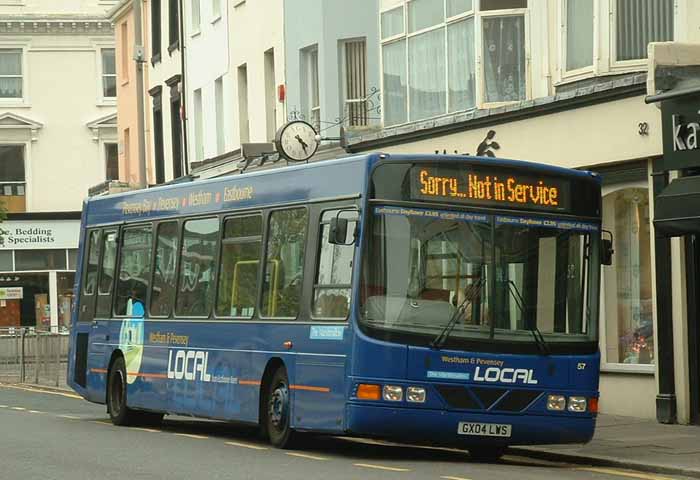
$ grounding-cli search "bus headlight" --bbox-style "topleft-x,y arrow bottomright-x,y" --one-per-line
382,385 -> 403,402
567,396 -> 587,412
547,394 -> 566,411
406,386 -> 426,403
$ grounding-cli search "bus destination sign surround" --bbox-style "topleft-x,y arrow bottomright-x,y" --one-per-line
410,166 -> 570,212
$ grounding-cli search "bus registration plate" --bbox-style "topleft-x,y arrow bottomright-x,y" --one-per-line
458,422 -> 512,437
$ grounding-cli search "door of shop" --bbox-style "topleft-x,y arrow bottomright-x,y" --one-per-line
686,235 -> 700,425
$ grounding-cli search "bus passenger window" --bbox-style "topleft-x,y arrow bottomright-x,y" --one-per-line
83,230 -> 101,296
96,231 -> 117,317
114,226 -> 153,317
150,222 -> 179,317
313,210 -> 357,319
261,208 -> 308,318
175,217 -> 220,317
216,215 -> 262,318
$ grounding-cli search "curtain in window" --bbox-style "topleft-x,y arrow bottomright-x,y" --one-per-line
448,18 -> 475,112
408,0 -> 443,33
483,16 -> 525,103
0,50 -> 21,98
616,0 -> 673,61
409,28 -> 446,121
381,6 -> 404,39
566,0 -> 594,71
382,40 -> 408,126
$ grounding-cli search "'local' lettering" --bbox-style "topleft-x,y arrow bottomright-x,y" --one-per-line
167,350 -> 212,382
473,366 -> 539,385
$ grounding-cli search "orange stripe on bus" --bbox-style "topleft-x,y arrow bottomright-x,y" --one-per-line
91,368 -> 108,374
290,385 -> 330,393
238,380 -> 261,386
131,372 -> 168,379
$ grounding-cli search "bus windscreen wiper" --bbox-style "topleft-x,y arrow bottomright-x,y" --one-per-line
507,280 -> 550,356
430,280 -> 482,350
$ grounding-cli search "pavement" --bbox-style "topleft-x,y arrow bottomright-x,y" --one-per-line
10,382 -> 700,479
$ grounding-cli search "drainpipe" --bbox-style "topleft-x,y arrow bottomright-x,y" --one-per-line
179,0 -> 189,176
134,0 -> 148,188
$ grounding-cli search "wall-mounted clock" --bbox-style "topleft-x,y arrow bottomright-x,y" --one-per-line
274,120 -> 319,162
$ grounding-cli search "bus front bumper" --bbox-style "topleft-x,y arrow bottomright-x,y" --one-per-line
346,403 -> 595,447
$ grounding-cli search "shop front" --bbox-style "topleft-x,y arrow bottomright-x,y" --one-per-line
0,215 -> 80,332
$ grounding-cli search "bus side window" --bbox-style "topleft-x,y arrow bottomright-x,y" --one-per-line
312,210 -> 357,319
215,214 -> 262,318
114,226 -> 153,317
83,230 -> 101,297
175,217 -> 220,317
150,221 -> 179,317
95,230 -> 118,317
261,208 -> 308,318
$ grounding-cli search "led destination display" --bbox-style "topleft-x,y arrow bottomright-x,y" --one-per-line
410,166 -> 570,212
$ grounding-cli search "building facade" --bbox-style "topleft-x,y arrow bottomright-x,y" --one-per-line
344,0 -> 700,425
0,0 -> 117,330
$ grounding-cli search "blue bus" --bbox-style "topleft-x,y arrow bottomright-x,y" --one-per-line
68,154 -> 607,460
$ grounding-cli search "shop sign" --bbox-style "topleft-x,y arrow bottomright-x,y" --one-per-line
0,287 -> 23,300
0,221 -> 80,250
660,94 -> 700,171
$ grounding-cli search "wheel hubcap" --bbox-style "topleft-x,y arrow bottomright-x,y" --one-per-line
268,383 -> 289,430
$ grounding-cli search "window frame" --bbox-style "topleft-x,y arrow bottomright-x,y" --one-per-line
559,0 -> 597,81
151,0 -> 162,64
81,229 -> 102,297
599,180 -> 655,374
310,207 -> 358,322
100,47 -> 117,103
95,228 -> 119,318
0,47 -> 26,105
379,0 -> 529,127
168,0 -> 180,52
213,212 -> 264,320
258,206 -> 310,321
191,0 -> 201,36
104,142 -> 119,181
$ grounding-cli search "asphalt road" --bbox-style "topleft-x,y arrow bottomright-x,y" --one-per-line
0,384 -> 689,480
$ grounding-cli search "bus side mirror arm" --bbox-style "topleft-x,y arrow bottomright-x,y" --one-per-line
329,209 -> 359,246
601,230 -> 614,266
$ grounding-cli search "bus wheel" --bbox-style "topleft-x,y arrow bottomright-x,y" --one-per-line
468,446 -> 506,463
107,356 -> 138,426
265,368 -> 295,448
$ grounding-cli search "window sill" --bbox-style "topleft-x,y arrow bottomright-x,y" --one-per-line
168,41 -> 180,55
0,99 -> 29,108
233,0 -> 246,7
211,14 -> 222,25
151,52 -> 162,66
190,29 -> 201,39
600,363 -> 655,375
121,79 -> 130,87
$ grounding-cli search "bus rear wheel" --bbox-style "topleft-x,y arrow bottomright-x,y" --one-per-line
265,367 -> 296,448
107,356 -> 139,426
468,446 -> 506,463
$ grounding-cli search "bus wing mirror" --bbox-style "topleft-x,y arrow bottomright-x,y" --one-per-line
601,230 -> 614,266
329,217 -> 350,245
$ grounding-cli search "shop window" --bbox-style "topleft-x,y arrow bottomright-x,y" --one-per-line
150,221 -> 179,317
0,49 -> 22,99
68,249 -> 78,270
312,210 -> 357,319
114,226 -> 152,317
261,208 -> 308,318
15,249 -> 67,271
102,48 -> 116,99
603,188 -> 654,365
615,0 -> 673,62
0,251 -> 11,271
175,218 -> 219,317
215,215 -> 262,318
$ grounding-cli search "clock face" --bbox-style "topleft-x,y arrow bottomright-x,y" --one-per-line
275,121 -> 319,162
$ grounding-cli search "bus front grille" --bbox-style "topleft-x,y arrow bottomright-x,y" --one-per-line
436,385 -> 544,412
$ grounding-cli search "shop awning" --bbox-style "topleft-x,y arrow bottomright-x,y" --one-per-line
654,175 -> 700,236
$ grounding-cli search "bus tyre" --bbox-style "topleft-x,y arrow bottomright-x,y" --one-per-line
107,356 -> 138,426
265,368 -> 295,448
468,446 -> 506,463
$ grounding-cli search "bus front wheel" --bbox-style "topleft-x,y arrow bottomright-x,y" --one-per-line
107,356 -> 139,426
265,367 -> 295,448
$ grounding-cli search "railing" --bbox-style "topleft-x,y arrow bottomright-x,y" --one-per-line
0,328 -> 69,388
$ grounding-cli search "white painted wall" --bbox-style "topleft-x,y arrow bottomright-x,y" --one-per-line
0,2 -> 116,212
183,0 -> 230,164
228,0 -> 285,147
284,0 -> 380,140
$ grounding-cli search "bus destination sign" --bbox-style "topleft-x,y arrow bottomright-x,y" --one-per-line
410,166 -> 570,212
